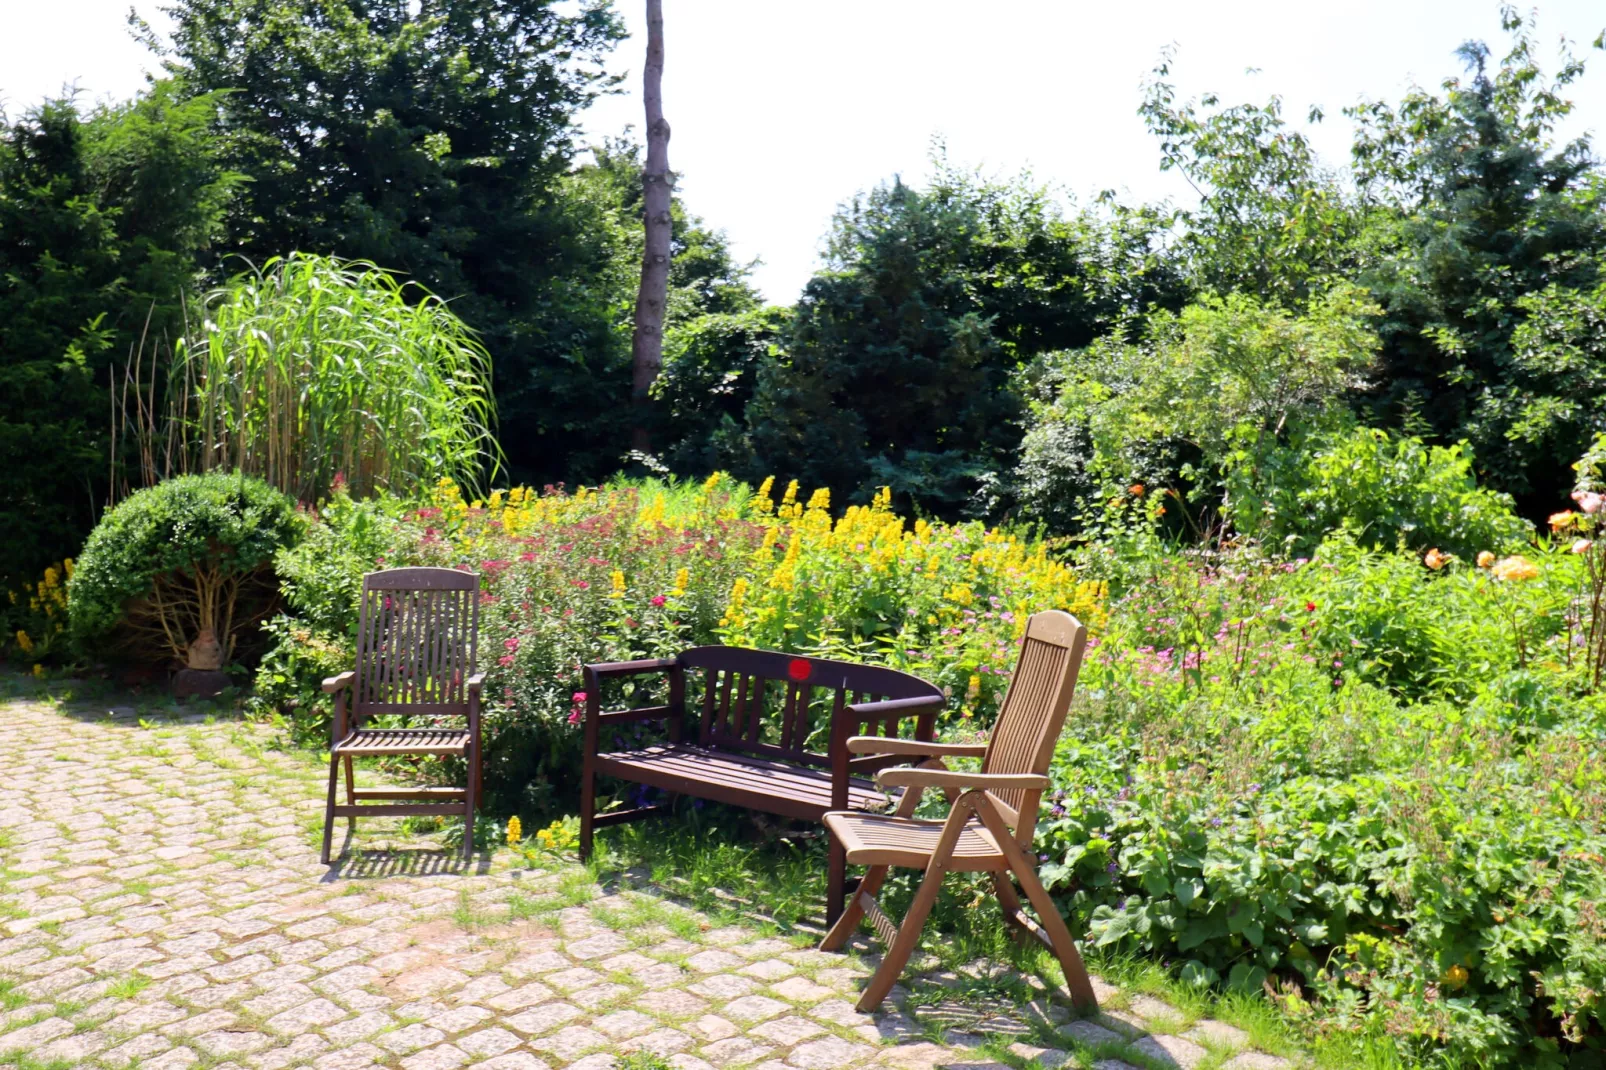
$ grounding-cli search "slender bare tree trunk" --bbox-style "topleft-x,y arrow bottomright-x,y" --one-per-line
631,0 -> 671,453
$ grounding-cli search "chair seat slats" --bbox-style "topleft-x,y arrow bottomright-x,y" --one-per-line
824,811 -> 1005,870
335,729 -> 470,756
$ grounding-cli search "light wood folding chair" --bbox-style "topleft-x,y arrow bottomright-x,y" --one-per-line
320,567 -> 485,863
819,609 -> 1099,1013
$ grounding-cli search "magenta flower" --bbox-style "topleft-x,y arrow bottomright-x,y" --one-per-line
651,595 -> 667,607
504,638 -> 519,652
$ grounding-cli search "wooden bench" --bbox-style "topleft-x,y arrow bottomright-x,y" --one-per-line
578,646 -> 947,924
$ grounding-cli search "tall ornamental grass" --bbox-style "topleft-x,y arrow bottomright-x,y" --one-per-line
175,253 -> 498,502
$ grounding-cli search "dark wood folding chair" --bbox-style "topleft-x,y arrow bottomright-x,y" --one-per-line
819,609 -> 1099,1013
320,567 -> 484,863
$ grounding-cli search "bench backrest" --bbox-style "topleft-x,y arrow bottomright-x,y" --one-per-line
353,567 -> 480,720
679,646 -> 943,767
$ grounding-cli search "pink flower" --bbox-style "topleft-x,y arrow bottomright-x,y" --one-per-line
504,638 -> 519,652
567,709 -> 582,726
651,595 -> 667,607
498,654 -> 515,667
1572,490 -> 1605,515
572,691 -> 588,704
573,580 -> 590,589
1573,539 -> 1594,554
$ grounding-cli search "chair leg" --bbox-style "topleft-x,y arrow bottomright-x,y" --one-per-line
972,797 -> 1100,1013
821,864 -> 888,951
992,872 -> 1031,944
343,755 -> 356,827
461,742 -> 475,861
827,837 -> 847,927
320,752 -> 341,865
855,858 -> 946,1013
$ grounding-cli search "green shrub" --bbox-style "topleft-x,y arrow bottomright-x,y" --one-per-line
68,472 -> 302,665
1227,424 -> 1533,560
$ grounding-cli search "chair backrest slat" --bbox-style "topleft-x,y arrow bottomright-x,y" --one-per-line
353,567 -> 480,719
981,610 -> 1088,845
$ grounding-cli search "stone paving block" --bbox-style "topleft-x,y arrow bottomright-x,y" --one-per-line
573,982 -> 634,1009
690,1013 -> 740,1041
688,949 -> 747,973
723,994 -> 791,1023
487,981 -> 557,1011
505,1001 -> 584,1035
266,997 -> 349,1034
623,1027 -> 696,1055
529,1024 -> 610,1059
787,1035 -> 875,1069
400,1044 -> 469,1070
457,1026 -> 523,1057
376,1023 -> 449,1054
593,1008 -> 660,1038
1061,1018 -> 1125,1047
1186,1019 -> 1250,1049
312,1041 -> 386,1070
479,1055 -> 552,1070
1221,1055 -> 1291,1070
194,1028 -> 275,1057
322,1008 -> 394,1044
700,1036 -> 775,1067
748,1015 -> 825,1045
1130,1033 -> 1208,1068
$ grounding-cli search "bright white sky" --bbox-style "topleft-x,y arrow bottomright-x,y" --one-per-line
3,1 -> 1603,303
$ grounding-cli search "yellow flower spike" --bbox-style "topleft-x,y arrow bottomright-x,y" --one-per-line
672,568 -> 689,595
15,630 -> 32,654
703,471 -> 725,492
780,480 -> 799,509
506,815 -> 523,847
610,570 -> 626,598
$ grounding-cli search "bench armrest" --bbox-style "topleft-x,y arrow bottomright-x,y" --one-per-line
876,769 -> 1050,792
584,657 -> 679,682
321,671 -> 355,693
845,736 -> 988,757
845,694 -> 945,722
466,673 -> 486,695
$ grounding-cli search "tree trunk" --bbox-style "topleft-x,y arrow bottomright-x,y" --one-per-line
631,0 -> 671,454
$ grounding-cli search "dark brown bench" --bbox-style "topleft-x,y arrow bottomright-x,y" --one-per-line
578,646 -> 947,923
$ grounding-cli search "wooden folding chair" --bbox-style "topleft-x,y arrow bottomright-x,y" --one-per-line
320,567 -> 485,863
819,610 -> 1099,1013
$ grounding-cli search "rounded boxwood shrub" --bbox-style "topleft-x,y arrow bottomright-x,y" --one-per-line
68,473 -> 303,666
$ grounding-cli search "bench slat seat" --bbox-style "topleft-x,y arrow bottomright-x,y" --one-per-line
593,744 -> 886,820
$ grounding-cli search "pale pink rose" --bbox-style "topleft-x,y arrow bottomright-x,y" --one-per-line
1571,490 -> 1604,514
1573,539 -> 1594,554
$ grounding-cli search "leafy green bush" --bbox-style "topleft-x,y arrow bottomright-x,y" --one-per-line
69,472 -> 302,665
1227,424 -> 1533,560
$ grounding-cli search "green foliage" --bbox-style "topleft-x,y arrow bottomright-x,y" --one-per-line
1045,539 -> 1606,1067
173,253 -> 500,502
1140,54 -> 1368,306
1225,424 -> 1533,559
68,473 -> 302,663
749,160 -> 1181,517
1021,287 -> 1379,524
0,83 -> 240,587
1348,10 -> 1606,508
157,0 -> 629,488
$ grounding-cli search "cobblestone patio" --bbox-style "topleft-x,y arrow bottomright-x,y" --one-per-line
0,690 -> 1297,1070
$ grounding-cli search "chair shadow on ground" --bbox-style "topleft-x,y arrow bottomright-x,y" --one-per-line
320,835 -> 494,880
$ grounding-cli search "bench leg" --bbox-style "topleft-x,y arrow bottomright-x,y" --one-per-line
320,752 -> 341,865
579,756 -> 596,864
827,835 -> 846,927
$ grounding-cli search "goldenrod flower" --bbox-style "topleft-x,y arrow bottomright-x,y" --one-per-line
15,630 -> 32,654
31,664 -> 43,678
672,567 -> 689,595
610,570 -> 626,598
506,815 -> 523,847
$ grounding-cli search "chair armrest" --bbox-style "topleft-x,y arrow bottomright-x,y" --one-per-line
584,657 -> 679,681
845,694 -> 946,722
466,673 -> 486,694
876,769 -> 1050,792
845,736 -> 988,757
321,671 -> 355,693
